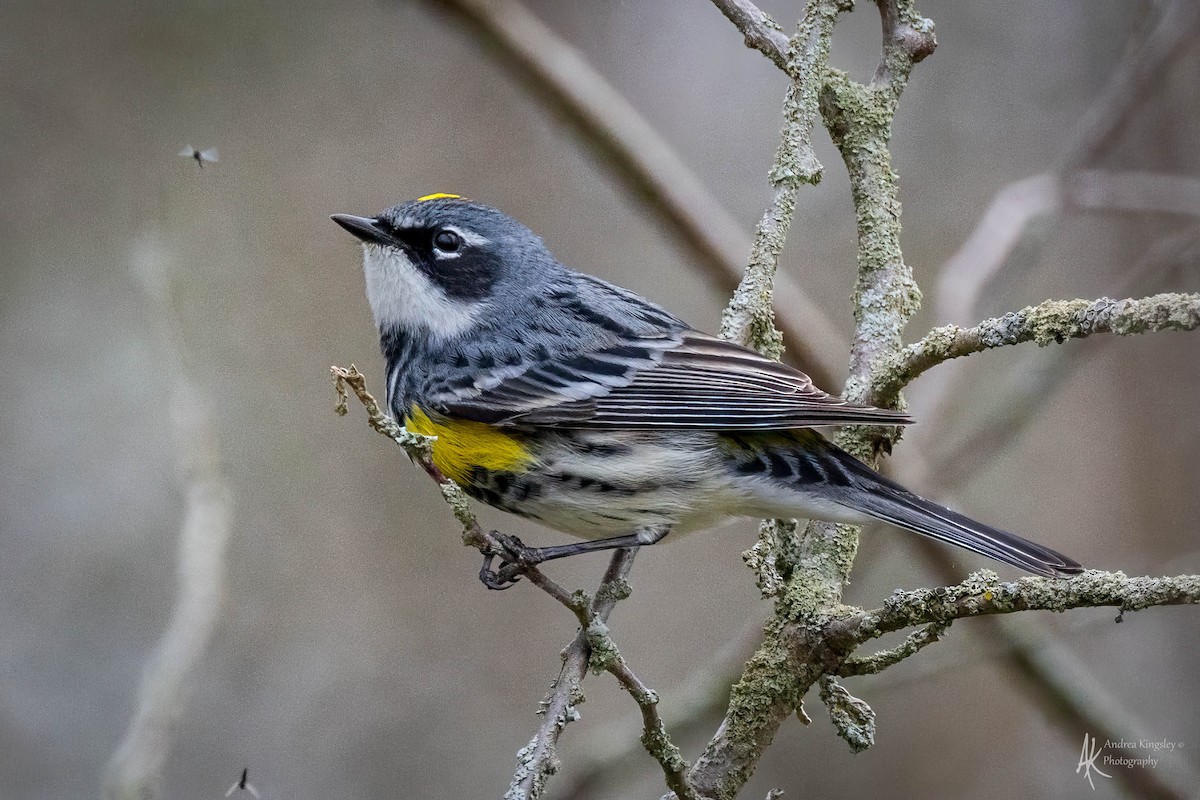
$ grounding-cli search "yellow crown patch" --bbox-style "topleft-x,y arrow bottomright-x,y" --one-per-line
417,192 -> 463,202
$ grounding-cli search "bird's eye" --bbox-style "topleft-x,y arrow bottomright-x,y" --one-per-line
432,230 -> 462,253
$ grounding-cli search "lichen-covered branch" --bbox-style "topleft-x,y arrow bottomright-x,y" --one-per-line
332,365 -> 491,549
873,292 -> 1200,405
575,605 -> 693,799
936,170 -> 1200,325
818,7 -> 934,413
836,621 -> 949,677
709,0 -> 790,73
340,1 -> 1200,796
687,4 -> 939,797
522,557 -> 694,799
774,0 -> 934,601
718,0 -> 847,357
718,0 -> 850,607
505,550 -> 641,800
790,0 -> 934,594
818,676 -> 875,753
826,570 -> 1200,652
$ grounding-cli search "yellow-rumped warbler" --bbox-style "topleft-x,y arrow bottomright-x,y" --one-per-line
332,194 -> 1083,588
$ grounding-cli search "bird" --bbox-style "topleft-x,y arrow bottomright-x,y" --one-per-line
179,145 -> 219,168
331,194 -> 1083,588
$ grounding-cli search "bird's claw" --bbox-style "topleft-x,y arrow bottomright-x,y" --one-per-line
478,532 -> 541,590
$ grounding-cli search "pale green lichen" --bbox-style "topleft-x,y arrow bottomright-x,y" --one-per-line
594,577 -> 632,605
717,186 -> 794,358
719,0 -> 849,357
504,734 -> 557,800
742,519 -> 803,598
715,637 -> 810,798
819,675 -> 876,753
585,619 -> 619,675
704,5 -> 938,793
871,292 -> 1200,406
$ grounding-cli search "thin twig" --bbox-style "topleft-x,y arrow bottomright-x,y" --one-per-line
332,365 -> 492,551
509,550 -> 695,796
836,621 -> 949,677
818,675 -> 875,753
687,3 -> 934,796
517,556 -> 695,796
585,625 -> 694,798
1058,0 -> 1200,171
717,0 -> 850,597
896,238 -> 1200,799
505,549 -> 640,800
826,570 -> 1200,651
718,0 -> 845,355
918,221 -> 1200,486
709,0 -> 791,72
934,0 -> 1200,326
555,611 -> 767,799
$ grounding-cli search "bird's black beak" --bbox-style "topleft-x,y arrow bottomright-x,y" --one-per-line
331,214 -> 397,247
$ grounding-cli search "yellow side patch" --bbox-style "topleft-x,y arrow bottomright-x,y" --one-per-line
416,192 -> 463,202
405,406 -> 532,484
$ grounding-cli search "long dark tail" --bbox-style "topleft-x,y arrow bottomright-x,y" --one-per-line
851,481 -> 1083,577
821,440 -> 1084,578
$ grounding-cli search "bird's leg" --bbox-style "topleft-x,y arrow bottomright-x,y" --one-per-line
478,526 -> 670,590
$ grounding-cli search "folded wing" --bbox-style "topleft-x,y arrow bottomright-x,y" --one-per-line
439,330 -> 911,430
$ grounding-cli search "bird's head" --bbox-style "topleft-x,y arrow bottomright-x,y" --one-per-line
332,194 -> 553,341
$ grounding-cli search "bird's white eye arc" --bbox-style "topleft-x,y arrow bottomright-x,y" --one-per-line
432,229 -> 462,254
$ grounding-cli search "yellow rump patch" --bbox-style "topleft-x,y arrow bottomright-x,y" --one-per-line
416,192 -> 463,202
405,406 -> 532,484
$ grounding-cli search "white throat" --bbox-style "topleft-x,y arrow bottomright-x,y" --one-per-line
361,244 -> 482,340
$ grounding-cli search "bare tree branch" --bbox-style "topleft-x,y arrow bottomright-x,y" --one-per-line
522,555 -> 695,798
709,0 -> 791,72
104,232 -> 233,800
923,223 -> 1200,483
332,365 -> 493,553
818,676 -> 875,753
933,0 -> 1200,326
556,612 -> 767,799
717,0 -> 854,597
686,3 -> 936,796
826,570 -> 1200,650
505,550 -> 643,800
992,614 -> 1199,800
1058,0 -> 1200,171
720,0 -> 844,350
875,291 -> 1200,404
836,621 -> 949,677
336,3 -> 1200,797
718,0 -> 844,355
898,233 -> 1200,799
591,632 -> 693,799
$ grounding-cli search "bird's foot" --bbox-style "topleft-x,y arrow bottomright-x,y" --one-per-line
478,531 -> 542,590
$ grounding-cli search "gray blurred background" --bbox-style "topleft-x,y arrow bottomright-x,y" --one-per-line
2,1 -> 1198,798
